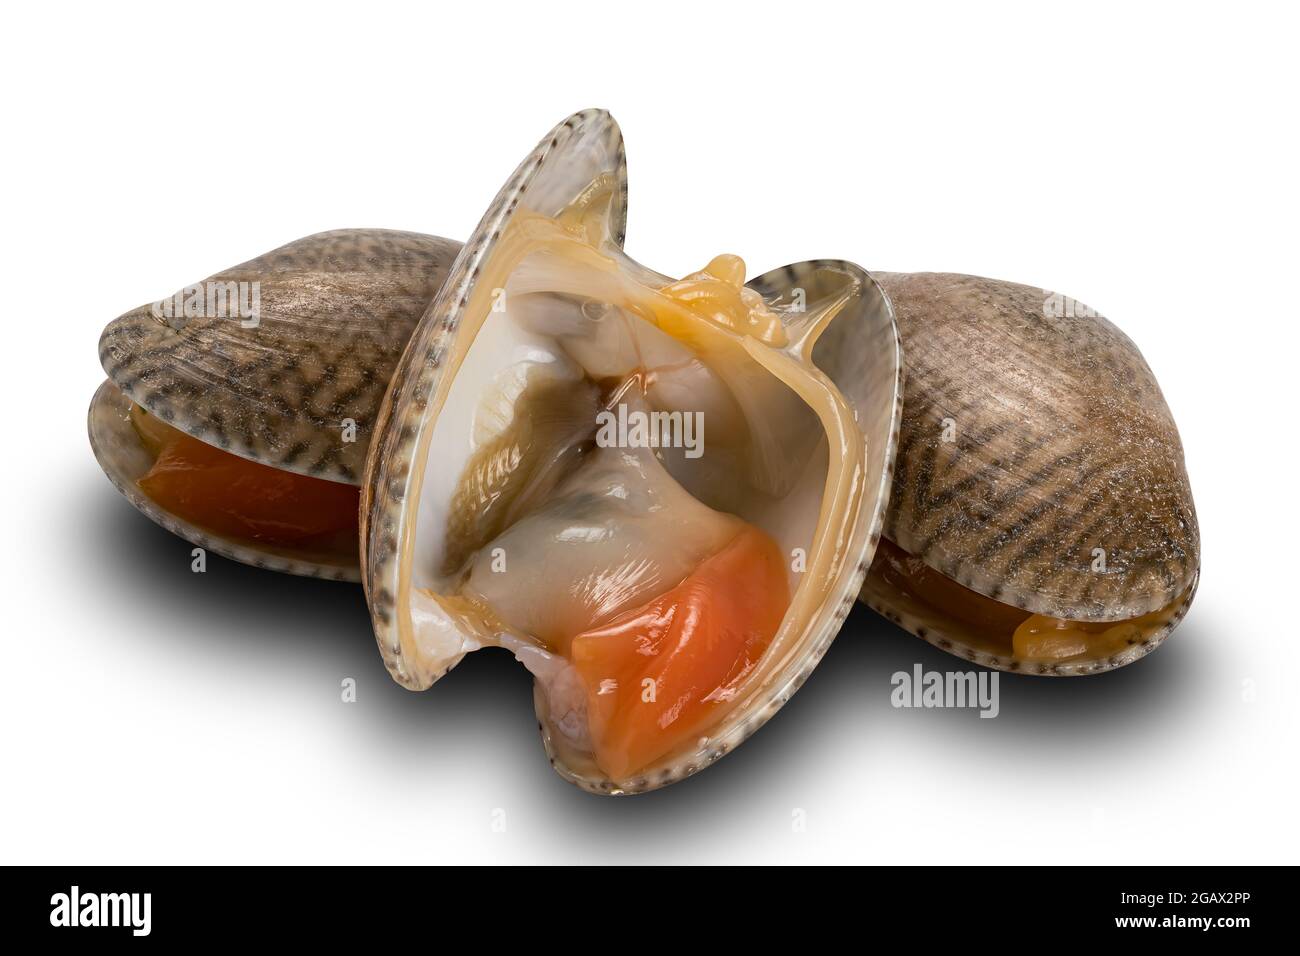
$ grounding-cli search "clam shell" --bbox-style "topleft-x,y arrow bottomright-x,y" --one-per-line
362,109 -> 629,690
91,229 -> 459,578
361,110 -> 902,793
98,228 -> 459,483
860,271 -> 1200,673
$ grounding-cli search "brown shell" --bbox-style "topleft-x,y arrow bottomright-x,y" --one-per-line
863,271 -> 1199,635
98,229 -> 460,484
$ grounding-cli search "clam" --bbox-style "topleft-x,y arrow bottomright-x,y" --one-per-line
89,229 -> 458,580
858,271 -> 1199,674
360,109 -> 902,792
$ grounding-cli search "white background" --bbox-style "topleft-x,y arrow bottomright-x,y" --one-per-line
2,1 -> 1296,864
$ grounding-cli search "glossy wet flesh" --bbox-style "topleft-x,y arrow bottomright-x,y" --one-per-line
130,404 -> 360,556
870,537 -> 1183,663
429,247 -> 813,780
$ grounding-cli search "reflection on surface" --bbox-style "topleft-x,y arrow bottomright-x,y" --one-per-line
77,470 -> 1214,831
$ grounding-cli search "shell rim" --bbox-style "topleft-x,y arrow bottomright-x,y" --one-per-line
861,563 -> 1199,676
88,379 -> 362,582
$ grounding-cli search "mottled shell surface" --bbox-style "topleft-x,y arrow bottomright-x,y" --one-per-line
99,229 -> 460,483
863,272 -> 1199,658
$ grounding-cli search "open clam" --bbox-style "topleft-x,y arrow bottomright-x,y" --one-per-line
360,110 -> 902,792
858,272 -> 1199,674
90,229 -> 458,579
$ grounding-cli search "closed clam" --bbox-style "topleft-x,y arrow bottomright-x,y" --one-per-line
857,272 -> 1199,674
360,110 -> 902,792
89,229 -> 458,579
